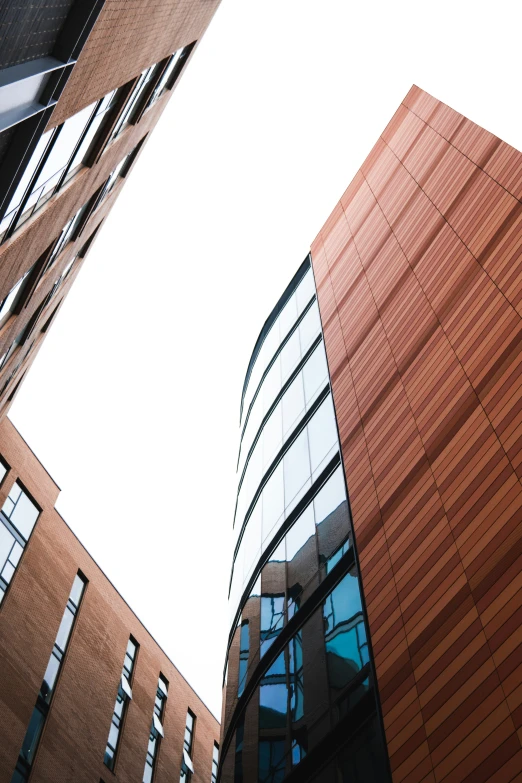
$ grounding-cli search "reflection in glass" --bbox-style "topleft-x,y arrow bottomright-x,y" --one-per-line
259,653 -> 287,729
261,596 -> 285,656
259,740 -> 286,783
323,570 -> 368,695
238,622 -> 249,697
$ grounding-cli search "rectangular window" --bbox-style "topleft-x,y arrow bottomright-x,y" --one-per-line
0,88 -> 119,241
0,266 -> 33,326
142,674 -> 169,783
39,201 -> 89,279
104,637 -> 138,771
1,480 -> 39,539
11,573 -> 86,782
238,621 -> 249,697
211,743 -> 219,783
180,710 -> 196,782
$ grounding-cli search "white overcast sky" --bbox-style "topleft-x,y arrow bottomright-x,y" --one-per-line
10,0 -> 522,719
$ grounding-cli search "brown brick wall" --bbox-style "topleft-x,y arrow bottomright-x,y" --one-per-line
0,418 -> 219,783
311,85 -> 522,783
48,0 -> 222,129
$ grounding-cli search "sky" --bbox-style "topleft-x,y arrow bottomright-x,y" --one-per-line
9,0 -> 522,719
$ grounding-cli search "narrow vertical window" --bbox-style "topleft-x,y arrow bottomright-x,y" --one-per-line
211,742 -> 219,783
11,573 -> 87,782
0,481 -> 40,604
237,621 -> 249,697
143,674 -> 169,783
104,637 -> 138,771
180,710 -> 196,782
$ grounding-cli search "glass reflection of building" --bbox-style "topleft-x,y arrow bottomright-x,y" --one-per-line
220,260 -> 391,782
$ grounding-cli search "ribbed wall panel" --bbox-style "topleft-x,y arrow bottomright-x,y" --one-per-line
311,85 -> 522,783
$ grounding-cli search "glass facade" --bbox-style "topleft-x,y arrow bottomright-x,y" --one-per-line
220,260 -> 390,783
11,573 -> 87,782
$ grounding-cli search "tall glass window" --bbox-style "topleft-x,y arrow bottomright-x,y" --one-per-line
0,481 -> 40,604
211,743 -> 219,783
104,637 -> 139,771
233,393 -> 338,598
180,710 -> 196,782
240,301 -> 322,457
241,269 -> 316,424
0,267 -> 33,326
0,89 -> 118,240
143,675 -> 169,783
11,573 -> 87,782
237,621 -> 249,698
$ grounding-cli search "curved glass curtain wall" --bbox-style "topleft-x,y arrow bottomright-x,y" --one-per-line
221,261 -> 391,783
240,269 -> 315,428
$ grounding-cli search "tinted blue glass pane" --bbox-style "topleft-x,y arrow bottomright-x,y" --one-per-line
323,570 -> 367,691
280,328 -> 301,381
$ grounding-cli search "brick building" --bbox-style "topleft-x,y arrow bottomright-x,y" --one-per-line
0,0 -> 221,420
0,416 -> 220,783
221,88 -> 522,783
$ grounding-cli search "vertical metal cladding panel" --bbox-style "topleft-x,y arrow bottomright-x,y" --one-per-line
311,85 -> 522,783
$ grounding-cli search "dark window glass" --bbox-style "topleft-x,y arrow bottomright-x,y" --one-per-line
1,481 -> 39,540
258,740 -> 286,783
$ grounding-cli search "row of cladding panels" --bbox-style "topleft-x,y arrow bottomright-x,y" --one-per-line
0,418 -> 219,782
311,85 -> 522,783
48,0 -> 222,129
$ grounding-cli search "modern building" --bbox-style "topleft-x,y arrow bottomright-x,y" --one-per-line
0,416 -> 220,782
0,0 -> 221,420
220,86 -> 522,783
